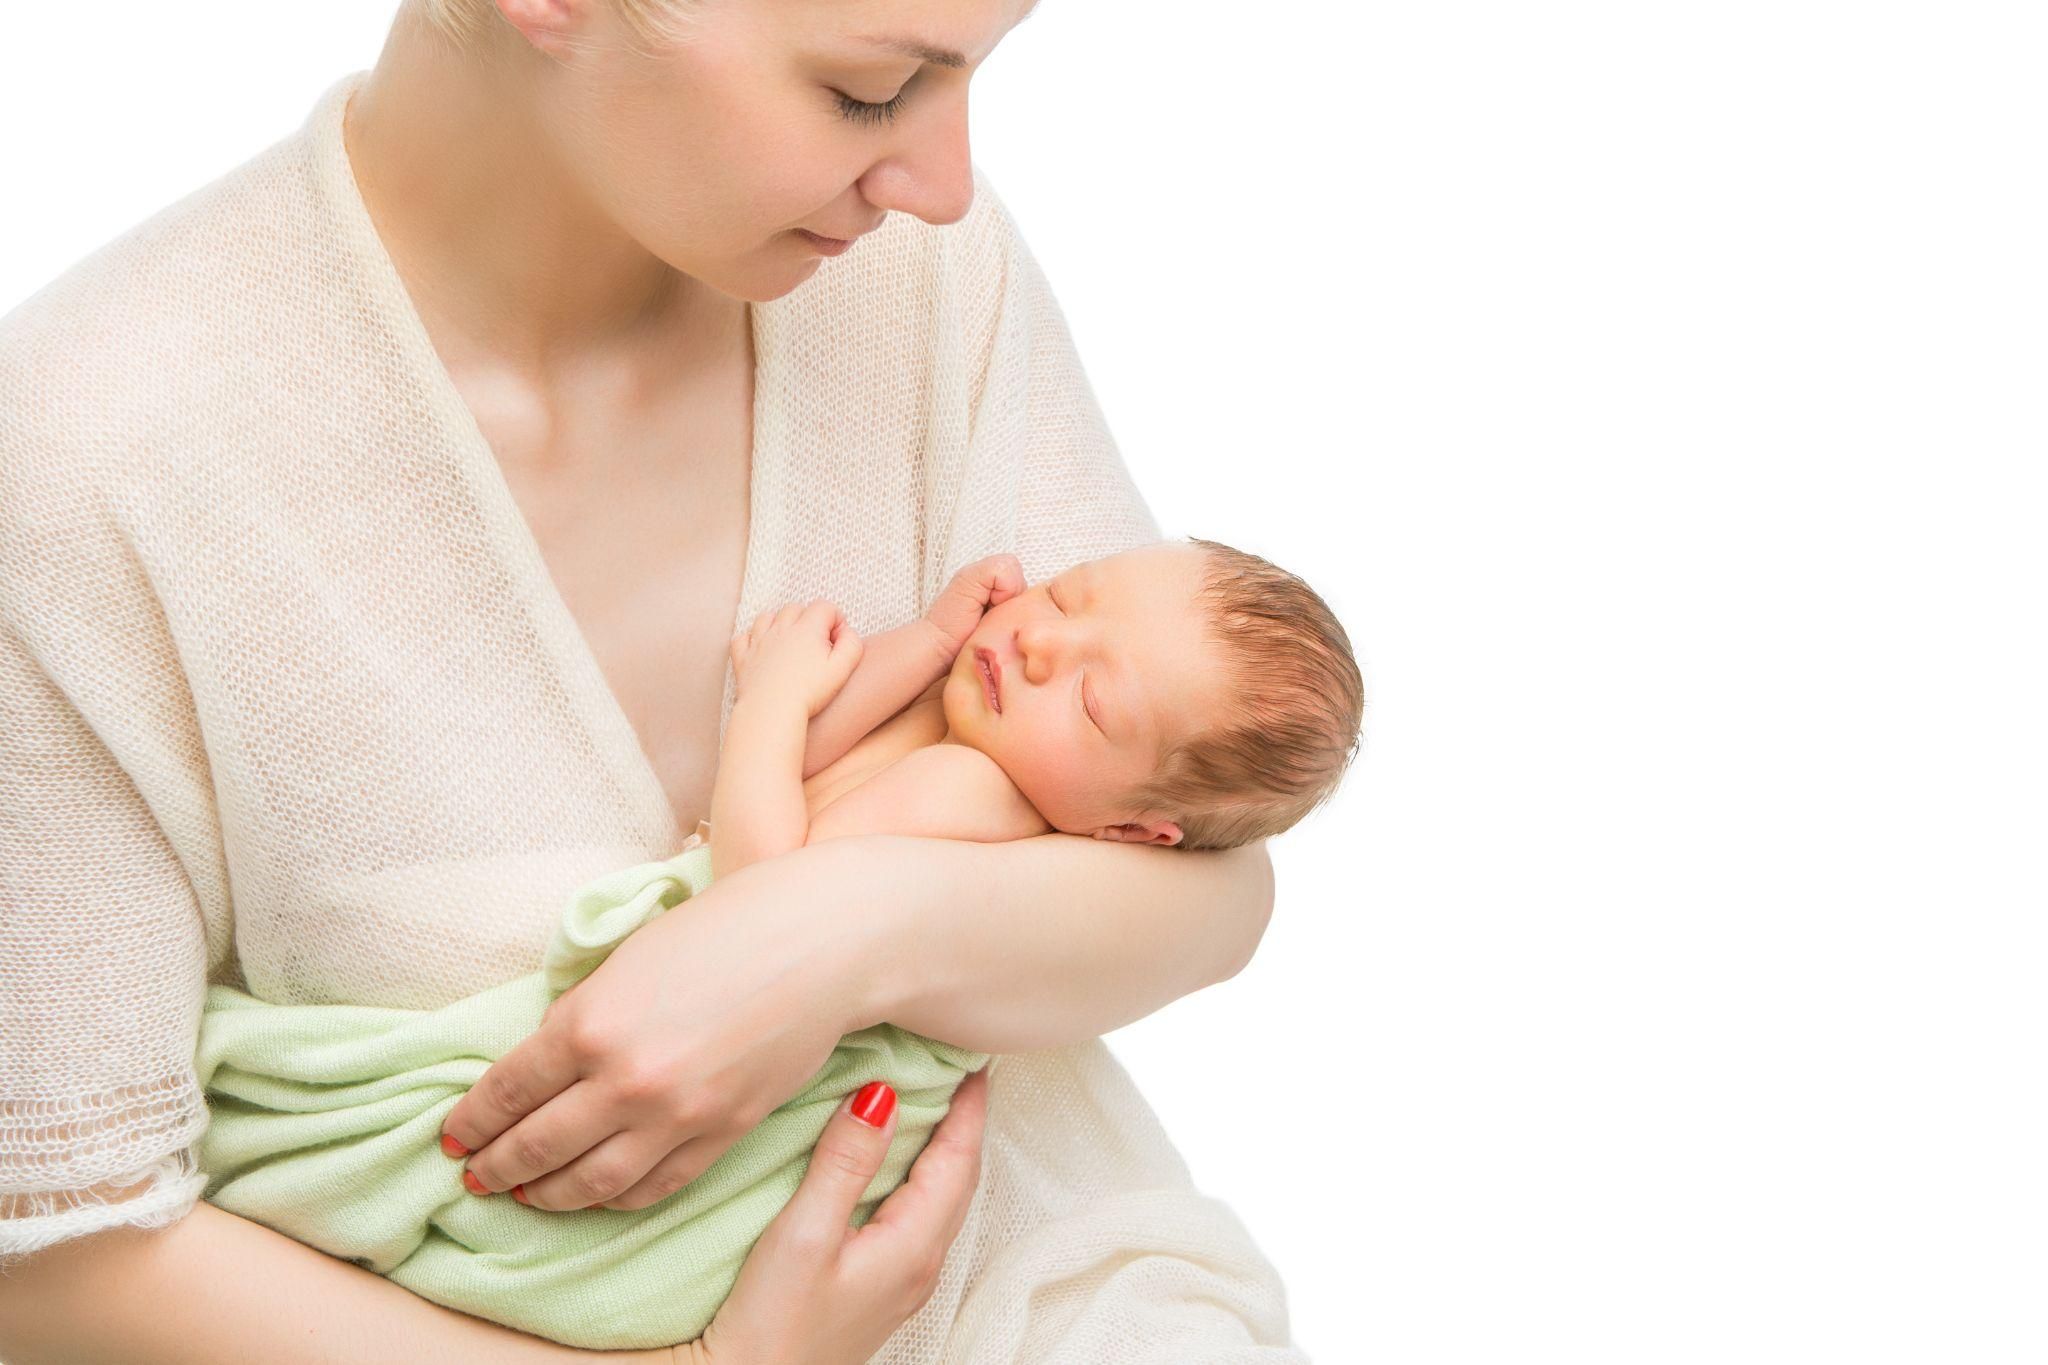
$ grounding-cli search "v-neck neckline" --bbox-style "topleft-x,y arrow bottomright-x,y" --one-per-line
312,69 -> 776,850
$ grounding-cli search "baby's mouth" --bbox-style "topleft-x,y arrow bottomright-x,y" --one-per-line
974,647 -> 1002,713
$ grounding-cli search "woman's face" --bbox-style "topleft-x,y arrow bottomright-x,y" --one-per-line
523,0 -> 1041,301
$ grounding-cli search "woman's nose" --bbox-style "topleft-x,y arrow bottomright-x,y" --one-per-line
858,89 -> 976,227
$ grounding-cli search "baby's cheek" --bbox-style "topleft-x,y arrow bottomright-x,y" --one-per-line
1009,746 -> 1097,829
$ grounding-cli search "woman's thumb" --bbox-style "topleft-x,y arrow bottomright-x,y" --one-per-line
789,1081 -> 899,1233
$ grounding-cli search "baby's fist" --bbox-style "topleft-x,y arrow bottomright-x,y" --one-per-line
927,554 -> 1025,656
729,600 -> 864,716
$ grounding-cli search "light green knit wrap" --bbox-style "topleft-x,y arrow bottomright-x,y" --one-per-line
194,843 -> 985,1351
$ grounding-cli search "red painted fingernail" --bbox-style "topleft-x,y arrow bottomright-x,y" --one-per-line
440,1133 -> 470,1159
851,1080 -> 897,1128
512,1184 -> 529,1205
463,1169 -> 490,1197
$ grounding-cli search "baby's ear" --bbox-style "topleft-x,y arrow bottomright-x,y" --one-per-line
1093,820 -> 1183,847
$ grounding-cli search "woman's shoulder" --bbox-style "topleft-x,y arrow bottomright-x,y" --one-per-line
0,122 -> 327,485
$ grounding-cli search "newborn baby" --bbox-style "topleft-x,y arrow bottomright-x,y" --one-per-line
712,536 -> 1364,877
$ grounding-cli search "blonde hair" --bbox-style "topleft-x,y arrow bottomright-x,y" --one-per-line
408,0 -> 702,53
1125,539 -> 1366,850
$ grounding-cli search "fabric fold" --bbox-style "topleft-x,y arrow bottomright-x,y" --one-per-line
195,838 -> 985,1350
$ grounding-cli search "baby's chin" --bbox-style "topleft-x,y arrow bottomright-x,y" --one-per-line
938,670 -> 1005,753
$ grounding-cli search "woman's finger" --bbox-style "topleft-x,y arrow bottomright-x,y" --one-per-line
592,1126 -> 737,1212
439,1025 -> 597,1188
776,1081 -> 900,1247
456,1079 -> 618,1198
855,1067 -> 988,1252
514,1124 -> 691,1212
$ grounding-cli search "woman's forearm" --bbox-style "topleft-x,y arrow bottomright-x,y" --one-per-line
0,1198 -> 659,1365
830,832 -> 1276,1052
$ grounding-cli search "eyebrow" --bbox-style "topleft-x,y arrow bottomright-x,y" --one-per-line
852,0 -> 1041,72
852,35 -> 969,68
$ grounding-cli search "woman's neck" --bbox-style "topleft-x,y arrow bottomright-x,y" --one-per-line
343,8 -> 730,379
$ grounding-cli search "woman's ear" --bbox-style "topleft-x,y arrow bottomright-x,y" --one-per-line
1093,820 -> 1183,847
492,0 -> 579,57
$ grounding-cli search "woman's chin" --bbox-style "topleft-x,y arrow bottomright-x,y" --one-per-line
685,253 -> 818,305
769,260 -> 826,299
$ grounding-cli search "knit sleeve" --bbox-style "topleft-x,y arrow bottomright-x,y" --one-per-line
925,169 -> 1164,595
0,625 -> 214,1263
0,421 -> 218,1264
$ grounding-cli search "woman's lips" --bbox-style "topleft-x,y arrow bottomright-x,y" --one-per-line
796,229 -> 856,256
974,647 -> 1002,713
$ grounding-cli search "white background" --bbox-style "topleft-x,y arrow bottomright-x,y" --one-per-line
5,3 -> 2044,1361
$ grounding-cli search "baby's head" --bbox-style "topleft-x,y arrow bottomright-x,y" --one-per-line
939,538 -> 1364,849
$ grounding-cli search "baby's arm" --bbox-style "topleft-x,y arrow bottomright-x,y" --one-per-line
711,601 -> 862,877
799,617 -> 957,780
804,555 -> 1026,779
715,556 -> 1027,874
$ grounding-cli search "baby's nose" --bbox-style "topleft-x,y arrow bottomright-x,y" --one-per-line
1015,626 -> 1055,678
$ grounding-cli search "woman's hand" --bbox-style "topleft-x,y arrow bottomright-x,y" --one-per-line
680,1068 -> 990,1365
441,824 -> 1270,1209
442,853 -> 879,1211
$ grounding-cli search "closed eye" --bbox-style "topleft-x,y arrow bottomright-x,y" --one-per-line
1049,584 -> 1104,735
834,88 -> 910,125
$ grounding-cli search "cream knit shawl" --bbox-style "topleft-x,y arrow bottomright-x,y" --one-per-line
0,71 -> 1301,1361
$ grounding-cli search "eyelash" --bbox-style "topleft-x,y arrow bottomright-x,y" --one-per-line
1048,585 -> 1104,735
835,89 -> 909,126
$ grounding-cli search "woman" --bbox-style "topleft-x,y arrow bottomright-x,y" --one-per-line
0,0 -> 1299,1359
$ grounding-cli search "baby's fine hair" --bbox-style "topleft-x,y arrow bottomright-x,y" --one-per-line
1127,539 -> 1365,850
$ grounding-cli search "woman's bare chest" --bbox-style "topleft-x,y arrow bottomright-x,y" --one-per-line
462,338 -> 754,832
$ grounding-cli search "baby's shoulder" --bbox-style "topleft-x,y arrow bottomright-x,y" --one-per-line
807,740 -> 1053,846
